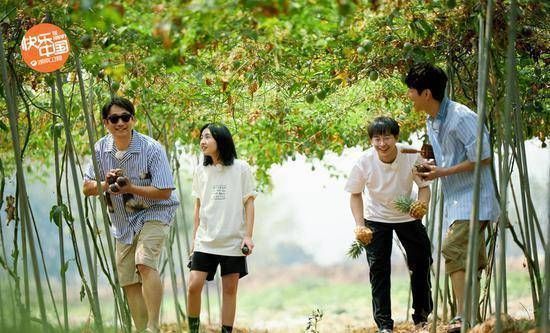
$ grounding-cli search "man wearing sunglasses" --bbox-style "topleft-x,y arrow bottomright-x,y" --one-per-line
83,97 -> 179,333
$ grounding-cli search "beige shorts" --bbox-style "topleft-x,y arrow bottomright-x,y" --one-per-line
116,220 -> 170,287
441,220 -> 488,274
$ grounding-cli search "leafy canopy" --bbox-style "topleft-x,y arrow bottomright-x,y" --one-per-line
1,0 -> 547,186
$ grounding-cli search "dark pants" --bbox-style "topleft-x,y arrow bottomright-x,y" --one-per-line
365,219 -> 433,330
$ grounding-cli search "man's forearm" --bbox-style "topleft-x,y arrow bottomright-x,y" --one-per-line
125,185 -> 172,200
444,157 -> 491,176
418,186 -> 431,203
350,193 -> 365,226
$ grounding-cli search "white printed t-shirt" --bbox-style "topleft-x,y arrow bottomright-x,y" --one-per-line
192,159 -> 257,256
345,143 -> 430,223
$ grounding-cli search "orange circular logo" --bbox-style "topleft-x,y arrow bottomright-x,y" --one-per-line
21,23 -> 70,73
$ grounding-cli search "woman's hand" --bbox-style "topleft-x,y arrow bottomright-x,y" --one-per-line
241,237 -> 254,255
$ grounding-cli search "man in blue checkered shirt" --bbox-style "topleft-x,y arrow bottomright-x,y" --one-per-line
83,97 -> 179,333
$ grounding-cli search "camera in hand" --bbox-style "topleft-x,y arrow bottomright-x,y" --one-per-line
241,244 -> 250,255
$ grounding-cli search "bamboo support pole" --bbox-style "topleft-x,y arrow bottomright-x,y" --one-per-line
0,29 -> 48,332
0,170 -> 19,329
166,228 -> 183,331
51,82 -> 69,332
173,161 -> 189,313
462,1 -> 494,329
75,57 -> 131,331
430,180 -> 444,333
54,71 -> 104,332
495,0 -> 517,330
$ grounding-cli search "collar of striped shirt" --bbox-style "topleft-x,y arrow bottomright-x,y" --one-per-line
102,130 -> 141,154
428,97 -> 450,122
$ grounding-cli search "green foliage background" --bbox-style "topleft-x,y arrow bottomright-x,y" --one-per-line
0,0 -> 548,186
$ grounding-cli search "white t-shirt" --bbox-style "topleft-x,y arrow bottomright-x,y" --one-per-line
344,143 -> 430,223
192,159 -> 257,256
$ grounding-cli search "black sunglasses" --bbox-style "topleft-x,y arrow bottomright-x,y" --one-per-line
107,113 -> 133,124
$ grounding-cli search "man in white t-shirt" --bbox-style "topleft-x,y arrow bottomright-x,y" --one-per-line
345,116 -> 433,333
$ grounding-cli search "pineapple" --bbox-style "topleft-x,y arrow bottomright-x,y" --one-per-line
355,226 -> 373,245
394,196 -> 428,219
347,226 -> 373,259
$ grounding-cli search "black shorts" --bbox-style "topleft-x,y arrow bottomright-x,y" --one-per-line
189,251 -> 248,281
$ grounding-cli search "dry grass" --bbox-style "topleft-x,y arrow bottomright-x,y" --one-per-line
159,316 -> 538,333
156,263 -> 538,333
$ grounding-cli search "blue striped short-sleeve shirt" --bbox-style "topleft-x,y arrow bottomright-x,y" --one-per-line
427,98 -> 500,225
84,130 -> 180,244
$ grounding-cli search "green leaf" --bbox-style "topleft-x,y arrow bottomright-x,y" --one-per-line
347,241 -> 365,259
63,206 -> 74,224
50,205 -> 63,227
61,260 -> 71,275
50,123 -> 63,139
11,248 -> 18,262
417,19 -> 434,35
0,120 -> 7,132
49,204 -> 73,227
